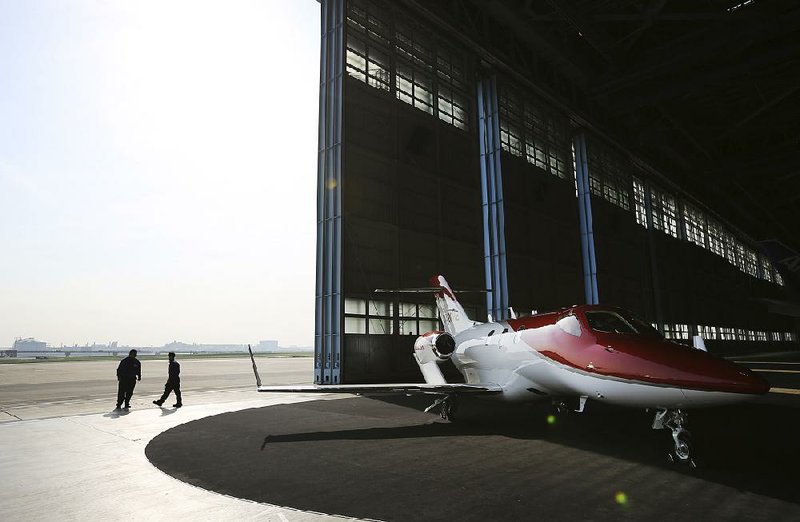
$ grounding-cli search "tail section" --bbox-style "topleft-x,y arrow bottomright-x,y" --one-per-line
430,275 -> 477,336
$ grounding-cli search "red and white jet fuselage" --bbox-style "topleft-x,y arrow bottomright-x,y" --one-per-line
442,305 -> 767,409
252,274 -> 769,465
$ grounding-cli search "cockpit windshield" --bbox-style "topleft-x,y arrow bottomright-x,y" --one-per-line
585,310 -> 662,338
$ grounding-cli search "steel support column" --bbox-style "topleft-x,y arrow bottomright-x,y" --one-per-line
477,76 -> 509,321
315,0 -> 344,384
574,133 -> 599,305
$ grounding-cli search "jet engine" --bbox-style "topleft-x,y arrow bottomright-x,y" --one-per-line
413,332 -> 456,365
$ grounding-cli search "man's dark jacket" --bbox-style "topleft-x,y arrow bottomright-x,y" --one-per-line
117,356 -> 141,380
168,360 -> 180,383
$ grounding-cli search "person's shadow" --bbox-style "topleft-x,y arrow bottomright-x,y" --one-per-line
157,406 -> 179,417
103,408 -> 131,419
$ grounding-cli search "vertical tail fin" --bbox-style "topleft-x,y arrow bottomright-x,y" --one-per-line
430,275 -> 477,336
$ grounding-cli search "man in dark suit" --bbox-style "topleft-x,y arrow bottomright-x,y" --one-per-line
116,349 -> 141,410
153,352 -> 182,408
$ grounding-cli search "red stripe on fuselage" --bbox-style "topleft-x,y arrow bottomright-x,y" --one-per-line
510,306 -> 769,395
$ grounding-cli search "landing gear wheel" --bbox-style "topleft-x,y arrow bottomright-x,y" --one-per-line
652,409 -> 700,468
668,432 -> 697,468
441,397 -> 457,421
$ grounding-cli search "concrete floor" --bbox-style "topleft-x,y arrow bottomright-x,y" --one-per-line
0,356 -> 363,522
3,352 -> 800,521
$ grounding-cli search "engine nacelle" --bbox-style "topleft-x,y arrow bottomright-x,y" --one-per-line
414,331 -> 456,365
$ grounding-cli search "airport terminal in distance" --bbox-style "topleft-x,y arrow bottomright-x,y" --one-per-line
4,1 -> 800,521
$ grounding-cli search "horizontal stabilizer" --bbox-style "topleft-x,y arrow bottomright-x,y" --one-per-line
256,383 -> 502,395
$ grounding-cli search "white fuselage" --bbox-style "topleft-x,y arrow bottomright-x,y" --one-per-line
450,322 -> 756,409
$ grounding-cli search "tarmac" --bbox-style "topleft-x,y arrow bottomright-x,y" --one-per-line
3,353 -> 800,521
0,356 -> 358,521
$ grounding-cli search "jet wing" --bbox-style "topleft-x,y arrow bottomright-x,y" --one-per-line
248,346 -> 502,396
256,383 -> 502,395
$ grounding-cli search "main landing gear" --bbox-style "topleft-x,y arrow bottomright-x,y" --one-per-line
652,409 -> 698,468
426,395 -> 457,420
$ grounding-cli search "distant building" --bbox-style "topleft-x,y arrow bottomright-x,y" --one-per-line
256,340 -> 279,352
13,338 -> 47,351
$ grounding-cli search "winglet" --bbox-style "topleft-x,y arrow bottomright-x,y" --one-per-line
248,344 -> 262,387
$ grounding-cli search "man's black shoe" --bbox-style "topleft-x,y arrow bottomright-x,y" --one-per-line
153,401 -> 163,406
173,404 -> 182,408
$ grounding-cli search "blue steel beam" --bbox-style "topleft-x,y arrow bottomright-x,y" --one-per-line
478,76 -> 509,321
316,0 -> 344,384
574,133 -> 599,305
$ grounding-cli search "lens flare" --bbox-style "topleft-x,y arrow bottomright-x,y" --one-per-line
546,414 -> 556,425
326,178 -> 337,190
615,491 -> 628,505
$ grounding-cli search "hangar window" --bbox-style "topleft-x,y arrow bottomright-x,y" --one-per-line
649,186 -> 679,238
723,232 -> 740,267
786,332 -> 796,342
698,325 -> 718,340
396,61 -> 434,114
399,302 -> 440,336
394,21 -> 437,115
770,331 -> 781,342
742,247 -> 759,278
775,271 -> 785,286
663,323 -> 689,340
683,203 -> 707,249
347,0 -> 390,44
632,177 -> 648,228
718,327 -> 735,341
522,104 -> 570,180
756,331 -> 768,342
499,86 -> 570,179
437,84 -> 468,130
345,317 -> 366,334
706,218 -> 726,258
395,22 -> 434,71
345,298 -> 393,335
499,91 -> 524,158
346,35 -> 390,92
759,255 -> 773,282
587,144 -> 631,212
436,48 -> 469,130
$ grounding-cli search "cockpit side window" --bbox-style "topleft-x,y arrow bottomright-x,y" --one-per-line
585,311 -> 638,334
624,315 -> 663,338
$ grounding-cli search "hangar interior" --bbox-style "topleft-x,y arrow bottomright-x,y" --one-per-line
315,0 -> 800,384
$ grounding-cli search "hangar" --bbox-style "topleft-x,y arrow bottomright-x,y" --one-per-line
313,0 -> 800,384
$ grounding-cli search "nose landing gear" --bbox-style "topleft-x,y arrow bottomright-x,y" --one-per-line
425,395 -> 457,420
652,409 -> 698,468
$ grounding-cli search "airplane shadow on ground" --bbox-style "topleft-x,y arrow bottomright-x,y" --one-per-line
260,395 -> 800,505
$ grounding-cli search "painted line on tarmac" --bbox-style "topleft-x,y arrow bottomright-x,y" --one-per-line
751,368 -> 800,374
769,387 -> 800,395
736,361 -> 800,365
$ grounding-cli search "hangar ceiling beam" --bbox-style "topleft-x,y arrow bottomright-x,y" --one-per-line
541,0 -> 616,63
609,45 -> 800,113
475,0 -> 592,85
590,9 -> 800,97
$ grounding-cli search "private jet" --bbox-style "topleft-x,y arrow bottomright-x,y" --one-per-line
249,275 -> 769,466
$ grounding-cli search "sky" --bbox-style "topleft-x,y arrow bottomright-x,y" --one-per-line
0,0 -> 321,347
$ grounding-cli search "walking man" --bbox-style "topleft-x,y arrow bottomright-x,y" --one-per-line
153,352 -> 182,408
116,349 -> 141,410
